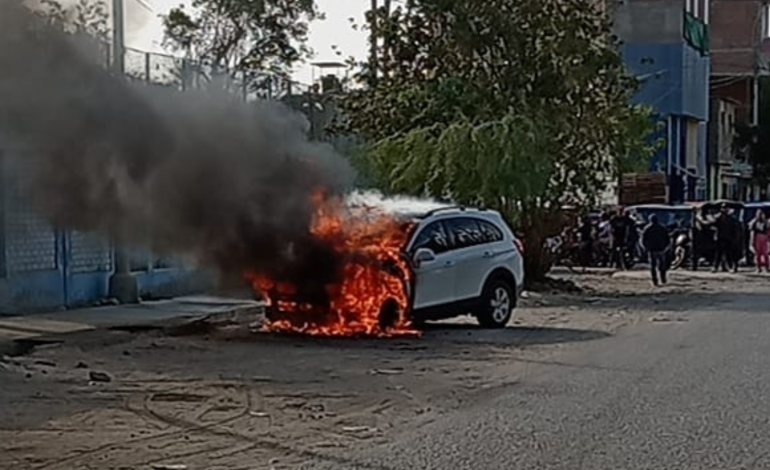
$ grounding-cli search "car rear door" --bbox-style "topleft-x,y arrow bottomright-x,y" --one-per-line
443,217 -> 490,301
408,221 -> 457,310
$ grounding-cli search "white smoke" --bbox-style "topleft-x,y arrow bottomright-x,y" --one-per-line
345,191 -> 452,219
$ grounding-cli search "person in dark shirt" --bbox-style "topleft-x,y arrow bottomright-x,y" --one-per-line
712,204 -> 740,273
610,208 -> 632,270
642,214 -> 671,286
578,215 -> 594,269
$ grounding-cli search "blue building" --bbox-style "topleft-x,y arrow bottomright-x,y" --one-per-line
615,0 -> 711,203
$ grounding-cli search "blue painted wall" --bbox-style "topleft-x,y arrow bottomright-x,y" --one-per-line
622,41 -> 710,203
622,43 -> 709,120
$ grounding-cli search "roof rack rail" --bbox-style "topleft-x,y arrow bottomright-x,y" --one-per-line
420,205 -> 466,218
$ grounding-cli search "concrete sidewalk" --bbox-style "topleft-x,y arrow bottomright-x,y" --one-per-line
0,296 -> 263,356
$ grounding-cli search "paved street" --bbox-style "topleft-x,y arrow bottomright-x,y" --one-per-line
308,274 -> 770,470
2,271 -> 770,469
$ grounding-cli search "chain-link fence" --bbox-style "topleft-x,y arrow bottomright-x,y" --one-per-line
121,47 -> 313,102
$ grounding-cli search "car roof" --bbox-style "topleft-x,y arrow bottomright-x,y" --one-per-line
687,200 -> 745,208
629,204 -> 692,210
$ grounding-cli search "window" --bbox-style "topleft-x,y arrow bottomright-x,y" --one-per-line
477,220 -> 504,243
445,218 -> 487,249
411,221 -> 451,254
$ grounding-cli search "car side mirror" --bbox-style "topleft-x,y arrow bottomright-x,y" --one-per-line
413,248 -> 436,267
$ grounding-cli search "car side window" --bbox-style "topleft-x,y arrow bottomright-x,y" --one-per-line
478,220 -> 504,243
445,217 -> 487,249
411,221 -> 451,254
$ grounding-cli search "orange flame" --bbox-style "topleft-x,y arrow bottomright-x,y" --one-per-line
245,191 -> 419,337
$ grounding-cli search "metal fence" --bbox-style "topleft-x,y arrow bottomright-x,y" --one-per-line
122,47 -> 313,102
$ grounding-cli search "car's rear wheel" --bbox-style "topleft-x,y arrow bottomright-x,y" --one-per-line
475,277 -> 515,329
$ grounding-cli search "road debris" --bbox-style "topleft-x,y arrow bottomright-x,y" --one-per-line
341,425 -> 379,436
370,368 -> 403,376
88,371 -> 112,383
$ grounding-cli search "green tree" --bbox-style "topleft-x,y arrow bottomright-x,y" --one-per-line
38,0 -> 110,41
162,0 -> 320,77
343,0 -> 656,282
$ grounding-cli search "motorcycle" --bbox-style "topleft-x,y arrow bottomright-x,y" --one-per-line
671,229 -> 691,270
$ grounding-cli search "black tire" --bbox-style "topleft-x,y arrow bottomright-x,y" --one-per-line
264,305 -> 277,322
379,299 -> 401,330
475,277 -> 515,329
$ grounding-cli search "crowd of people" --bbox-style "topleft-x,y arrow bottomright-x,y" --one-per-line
570,203 -> 770,286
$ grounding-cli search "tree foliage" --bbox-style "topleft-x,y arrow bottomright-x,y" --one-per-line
162,0 -> 320,76
343,0 -> 657,281
37,0 -> 110,41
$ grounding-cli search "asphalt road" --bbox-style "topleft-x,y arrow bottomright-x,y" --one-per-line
304,283 -> 770,470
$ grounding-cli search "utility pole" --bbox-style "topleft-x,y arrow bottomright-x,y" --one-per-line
109,0 -> 139,304
369,0 -> 378,84
112,0 -> 125,74
753,1 -> 767,126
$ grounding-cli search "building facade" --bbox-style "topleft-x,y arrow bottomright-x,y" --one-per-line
614,0 -> 711,203
707,97 -> 755,199
707,0 -> 769,200
710,0 -> 769,123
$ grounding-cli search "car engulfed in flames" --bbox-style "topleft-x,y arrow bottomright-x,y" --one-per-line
244,192 -> 420,337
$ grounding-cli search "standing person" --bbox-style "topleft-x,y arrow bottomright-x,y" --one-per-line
578,215 -> 594,270
642,214 -> 671,286
610,208 -> 631,270
749,210 -> 770,272
713,204 -> 739,273
597,212 -> 612,266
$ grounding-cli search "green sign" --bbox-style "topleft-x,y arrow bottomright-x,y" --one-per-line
684,12 -> 710,56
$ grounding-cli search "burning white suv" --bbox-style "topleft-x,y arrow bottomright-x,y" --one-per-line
259,202 -> 525,333
405,206 -> 525,328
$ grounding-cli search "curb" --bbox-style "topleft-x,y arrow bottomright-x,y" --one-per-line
0,302 -> 266,358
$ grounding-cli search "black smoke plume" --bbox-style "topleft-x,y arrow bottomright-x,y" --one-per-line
0,0 -> 353,286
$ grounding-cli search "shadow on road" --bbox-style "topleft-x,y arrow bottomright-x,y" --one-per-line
227,323 -> 611,353
421,323 -> 610,346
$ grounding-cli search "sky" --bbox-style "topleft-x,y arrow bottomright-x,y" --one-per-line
124,0 -> 369,85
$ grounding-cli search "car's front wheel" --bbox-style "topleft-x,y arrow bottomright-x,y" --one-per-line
475,277 -> 515,329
